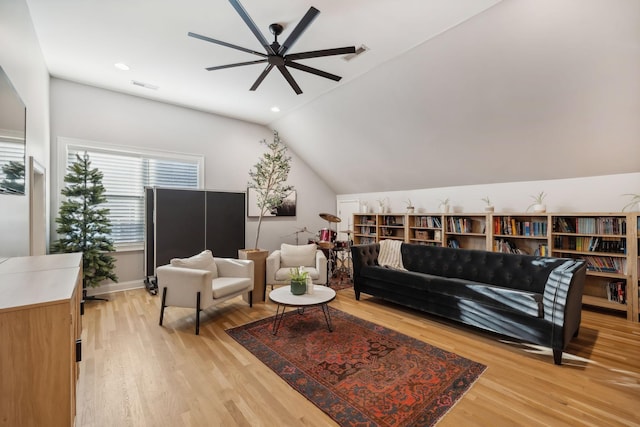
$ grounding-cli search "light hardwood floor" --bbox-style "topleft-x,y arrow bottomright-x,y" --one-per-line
76,287 -> 640,427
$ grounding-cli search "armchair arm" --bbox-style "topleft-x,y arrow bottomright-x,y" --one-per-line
266,250 -> 282,283
315,250 -> 328,284
214,258 -> 254,284
156,265 -> 214,308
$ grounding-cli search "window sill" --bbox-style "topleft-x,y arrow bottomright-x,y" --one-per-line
114,243 -> 144,253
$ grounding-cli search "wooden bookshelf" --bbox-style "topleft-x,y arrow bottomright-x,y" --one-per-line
377,214 -> 406,242
443,214 -> 489,250
490,214 -> 550,256
550,213 -> 634,321
353,214 -> 377,245
351,211 -> 640,322
407,214 -> 443,246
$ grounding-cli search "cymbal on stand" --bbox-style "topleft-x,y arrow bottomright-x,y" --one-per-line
319,212 -> 341,223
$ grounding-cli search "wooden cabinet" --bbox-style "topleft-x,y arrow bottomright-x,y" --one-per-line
0,253 -> 83,426
550,214 -> 634,320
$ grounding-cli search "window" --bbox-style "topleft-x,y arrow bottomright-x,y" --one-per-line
58,138 -> 203,247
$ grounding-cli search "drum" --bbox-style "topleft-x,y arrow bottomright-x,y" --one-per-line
319,228 -> 336,242
334,240 -> 349,249
318,240 -> 334,250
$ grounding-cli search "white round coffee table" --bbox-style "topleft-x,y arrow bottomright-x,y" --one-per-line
268,285 -> 336,335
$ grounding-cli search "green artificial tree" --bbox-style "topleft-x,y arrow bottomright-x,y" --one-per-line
248,130 -> 294,249
1,160 -> 25,194
52,152 -> 118,300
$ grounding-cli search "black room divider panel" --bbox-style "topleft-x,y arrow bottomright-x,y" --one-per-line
144,188 -> 245,293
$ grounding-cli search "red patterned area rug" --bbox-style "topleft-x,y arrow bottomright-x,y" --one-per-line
226,306 -> 486,426
329,273 -> 353,292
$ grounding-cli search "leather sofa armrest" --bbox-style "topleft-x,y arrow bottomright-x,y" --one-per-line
542,259 -> 587,349
351,243 -> 380,279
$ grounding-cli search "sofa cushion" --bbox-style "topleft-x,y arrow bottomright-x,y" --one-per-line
360,265 -> 543,317
212,277 -> 251,299
280,243 -> 316,268
401,244 -> 565,293
170,249 -> 218,278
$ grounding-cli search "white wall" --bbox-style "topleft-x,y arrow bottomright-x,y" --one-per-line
338,172 -> 640,214
0,0 -> 50,257
49,79 -> 336,291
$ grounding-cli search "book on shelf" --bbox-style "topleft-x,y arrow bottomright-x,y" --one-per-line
554,216 -> 627,234
494,239 -> 526,254
534,244 -> 548,257
583,256 -> 627,274
447,238 -> 460,248
606,280 -> 626,304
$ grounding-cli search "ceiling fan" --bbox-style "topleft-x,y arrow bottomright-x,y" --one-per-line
188,0 -> 356,95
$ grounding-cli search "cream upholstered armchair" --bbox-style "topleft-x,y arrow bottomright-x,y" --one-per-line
157,250 -> 254,335
266,243 -> 327,289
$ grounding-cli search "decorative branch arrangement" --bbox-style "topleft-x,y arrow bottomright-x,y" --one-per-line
248,130 -> 294,249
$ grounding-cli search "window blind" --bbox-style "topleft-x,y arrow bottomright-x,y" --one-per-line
66,146 -> 200,245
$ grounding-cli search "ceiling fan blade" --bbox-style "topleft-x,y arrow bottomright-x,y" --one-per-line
285,62 -> 342,82
286,46 -> 356,61
188,32 -> 267,57
250,64 -> 275,91
206,59 -> 267,71
277,66 -> 302,95
228,0 -> 275,55
278,6 -> 320,56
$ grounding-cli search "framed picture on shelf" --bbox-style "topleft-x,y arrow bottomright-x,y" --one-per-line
247,188 -> 297,217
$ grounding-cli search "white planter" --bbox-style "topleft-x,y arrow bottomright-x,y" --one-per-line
484,206 -> 494,213
406,207 -> 415,214
440,204 -> 450,213
533,204 -> 546,213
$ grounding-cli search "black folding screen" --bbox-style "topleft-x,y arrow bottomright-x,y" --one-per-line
144,188 -> 245,279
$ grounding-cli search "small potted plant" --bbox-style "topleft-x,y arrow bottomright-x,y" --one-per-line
622,193 -> 640,212
439,197 -> 450,213
481,196 -> 494,213
404,198 -> 415,214
376,197 -> 388,214
289,266 -> 309,295
527,191 -> 547,213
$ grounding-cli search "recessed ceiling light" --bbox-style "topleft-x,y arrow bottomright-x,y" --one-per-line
114,62 -> 130,71
270,106 -> 280,112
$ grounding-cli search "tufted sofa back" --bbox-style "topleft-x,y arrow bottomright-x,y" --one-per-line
400,243 -> 567,293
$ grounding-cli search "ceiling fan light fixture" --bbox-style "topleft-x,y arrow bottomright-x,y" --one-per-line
189,0 -> 355,95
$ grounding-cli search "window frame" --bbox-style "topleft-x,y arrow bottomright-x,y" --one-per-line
56,137 -> 205,251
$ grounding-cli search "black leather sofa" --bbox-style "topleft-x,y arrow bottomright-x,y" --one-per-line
351,242 -> 587,365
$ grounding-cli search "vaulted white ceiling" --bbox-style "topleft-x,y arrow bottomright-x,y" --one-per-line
25,0 -> 640,194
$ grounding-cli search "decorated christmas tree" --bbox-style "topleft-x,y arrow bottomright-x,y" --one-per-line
52,152 -> 118,294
